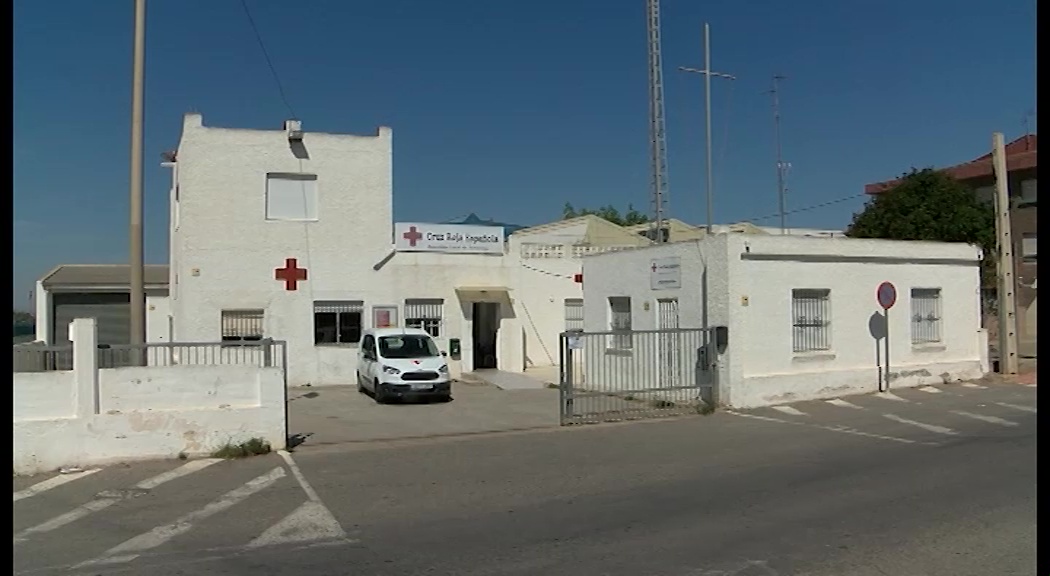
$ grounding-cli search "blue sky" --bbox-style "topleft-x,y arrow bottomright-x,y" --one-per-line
13,0 -> 1036,310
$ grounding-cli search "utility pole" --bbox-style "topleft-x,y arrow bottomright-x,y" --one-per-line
646,0 -> 671,242
129,0 -> 146,356
768,75 -> 789,234
679,23 -> 735,234
992,132 -> 1019,376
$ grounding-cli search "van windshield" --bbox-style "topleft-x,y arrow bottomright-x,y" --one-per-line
379,334 -> 440,359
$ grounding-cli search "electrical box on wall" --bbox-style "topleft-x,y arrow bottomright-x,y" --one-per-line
449,338 -> 461,358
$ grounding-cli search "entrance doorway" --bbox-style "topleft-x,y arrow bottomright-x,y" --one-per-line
472,302 -> 500,369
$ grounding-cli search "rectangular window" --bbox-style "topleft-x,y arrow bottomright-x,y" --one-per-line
221,309 -> 264,342
1021,233 -> 1037,261
608,296 -> 632,350
266,173 -> 318,221
404,299 -> 443,337
314,301 -> 363,345
791,289 -> 831,353
1019,179 -> 1037,207
564,298 -> 584,332
910,288 -> 942,344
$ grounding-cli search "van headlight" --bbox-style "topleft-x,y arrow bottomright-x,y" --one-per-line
382,365 -> 401,375
439,364 -> 449,374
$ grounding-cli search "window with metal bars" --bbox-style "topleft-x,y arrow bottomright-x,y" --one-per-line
314,301 -> 363,345
564,298 -> 584,332
221,310 -> 264,342
608,296 -> 632,350
404,298 -> 443,337
791,289 -> 831,353
910,288 -> 942,344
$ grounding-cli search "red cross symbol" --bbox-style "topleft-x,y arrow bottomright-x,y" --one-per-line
651,263 -> 657,273
402,226 -> 423,247
275,258 -> 308,291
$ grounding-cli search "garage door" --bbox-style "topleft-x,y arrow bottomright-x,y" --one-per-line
52,293 -> 131,345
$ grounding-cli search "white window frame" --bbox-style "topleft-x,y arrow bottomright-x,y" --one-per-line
564,298 -> 584,332
608,296 -> 632,350
266,172 -> 319,221
313,301 -> 364,346
910,288 -> 942,345
791,289 -> 831,353
221,309 -> 264,343
1018,178 -> 1037,207
404,299 -> 443,337
1021,233 -> 1037,261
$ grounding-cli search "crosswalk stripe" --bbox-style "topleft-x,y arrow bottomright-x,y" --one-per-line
14,469 -> 100,502
826,399 -> 864,410
918,386 -> 942,394
961,383 -> 987,389
995,402 -> 1037,414
884,414 -> 958,436
15,458 -> 221,542
76,466 -> 287,567
771,406 -> 807,417
951,411 -> 1020,427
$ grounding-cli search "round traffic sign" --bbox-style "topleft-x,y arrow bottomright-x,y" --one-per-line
877,282 -> 897,310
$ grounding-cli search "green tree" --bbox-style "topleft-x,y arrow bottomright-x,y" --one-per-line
562,202 -> 649,226
847,168 -> 996,286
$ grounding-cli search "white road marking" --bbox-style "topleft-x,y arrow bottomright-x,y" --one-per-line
826,399 -> 865,410
771,405 -> 807,417
247,451 -> 349,548
961,383 -> 987,389
1026,383 -> 1037,388
77,466 -> 286,567
918,386 -> 942,394
15,458 -> 222,542
995,402 -> 1037,414
14,468 -> 100,502
884,414 -> 958,436
951,411 -> 1020,427
726,411 -> 930,445
874,391 -> 909,402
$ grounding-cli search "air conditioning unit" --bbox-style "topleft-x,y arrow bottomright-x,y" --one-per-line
285,119 -> 303,142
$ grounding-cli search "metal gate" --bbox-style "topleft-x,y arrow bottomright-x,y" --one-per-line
558,327 -> 719,425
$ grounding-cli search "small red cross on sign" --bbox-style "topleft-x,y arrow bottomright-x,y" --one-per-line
403,226 -> 423,247
651,263 -> 657,273
275,258 -> 308,291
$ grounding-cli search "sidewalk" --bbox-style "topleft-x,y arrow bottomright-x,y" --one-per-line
287,382 -> 560,448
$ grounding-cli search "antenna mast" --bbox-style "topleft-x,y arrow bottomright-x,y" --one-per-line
769,74 -> 789,234
646,0 -> 670,242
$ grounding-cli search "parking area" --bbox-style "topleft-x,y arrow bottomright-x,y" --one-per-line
286,380 -> 561,447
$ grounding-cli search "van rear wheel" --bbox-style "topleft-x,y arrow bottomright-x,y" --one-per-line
356,373 -> 365,394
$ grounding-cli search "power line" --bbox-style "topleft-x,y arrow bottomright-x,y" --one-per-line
744,193 -> 868,224
239,0 -> 297,119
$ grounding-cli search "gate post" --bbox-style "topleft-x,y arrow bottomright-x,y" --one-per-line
560,332 -> 576,425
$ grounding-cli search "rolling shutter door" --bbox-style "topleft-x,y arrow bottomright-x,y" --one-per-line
51,293 -> 132,345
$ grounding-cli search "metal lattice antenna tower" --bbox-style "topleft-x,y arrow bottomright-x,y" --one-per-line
768,74 -> 789,233
646,0 -> 670,242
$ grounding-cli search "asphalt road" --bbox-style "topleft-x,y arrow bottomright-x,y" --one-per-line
14,380 -> 1037,575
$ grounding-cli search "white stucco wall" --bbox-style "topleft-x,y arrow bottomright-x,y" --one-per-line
13,319 -> 286,475
723,235 -> 984,407
580,235 -> 986,409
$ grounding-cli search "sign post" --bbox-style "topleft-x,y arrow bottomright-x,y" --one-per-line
876,282 -> 897,392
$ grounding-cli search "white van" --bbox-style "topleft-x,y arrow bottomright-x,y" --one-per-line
356,327 -> 451,403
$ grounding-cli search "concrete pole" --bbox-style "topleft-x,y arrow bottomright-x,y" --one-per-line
129,0 -> 146,355
991,132 -> 1019,375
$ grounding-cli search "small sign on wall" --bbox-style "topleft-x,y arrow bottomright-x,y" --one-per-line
650,257 -> 682,290
373,306 -> 398,328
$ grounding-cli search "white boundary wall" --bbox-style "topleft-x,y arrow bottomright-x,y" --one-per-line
14,319 -> 286,475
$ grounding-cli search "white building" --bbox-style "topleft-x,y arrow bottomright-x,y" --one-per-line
164,113 -> 649,387
580,234 -> 987,408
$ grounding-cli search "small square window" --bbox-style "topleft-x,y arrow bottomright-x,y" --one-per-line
266,173 -> 318,220
314,301 -> 363,345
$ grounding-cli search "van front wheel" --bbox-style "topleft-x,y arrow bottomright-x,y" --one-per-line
374,380 -> 388,404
